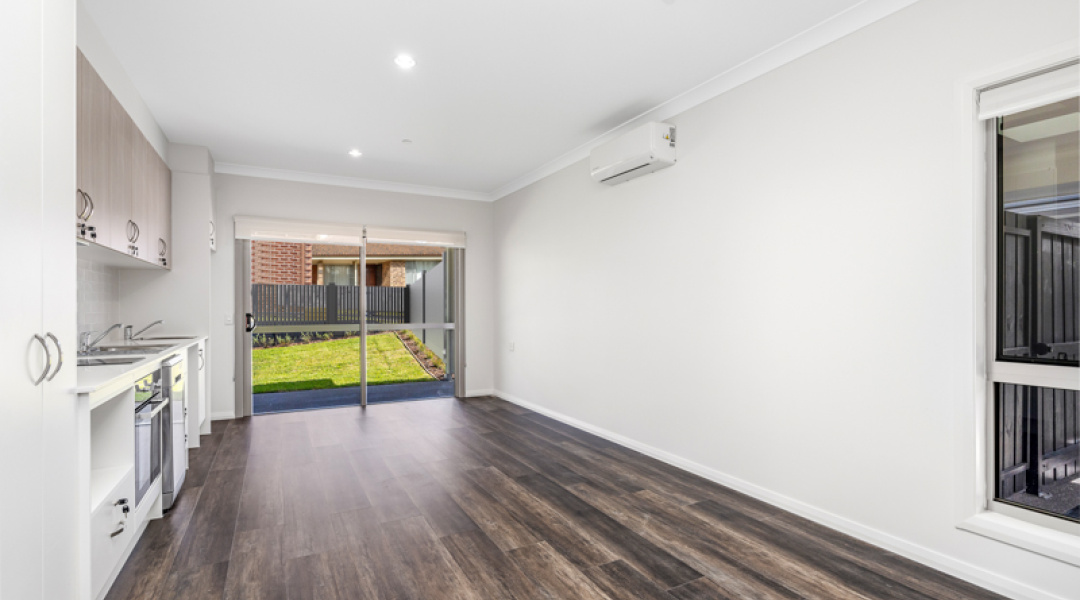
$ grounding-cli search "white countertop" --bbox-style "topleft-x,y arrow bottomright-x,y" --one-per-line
75,336 -> 206,406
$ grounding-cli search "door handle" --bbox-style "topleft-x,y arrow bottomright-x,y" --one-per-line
244,313 -> 256,333
31,334 -> 51,386
44,332 -> 63,381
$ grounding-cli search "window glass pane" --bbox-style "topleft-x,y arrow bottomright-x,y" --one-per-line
995,383 -> 1080,523
997,97 -> 1080,365
324,265 -> 355,286
405,260 -> 441,285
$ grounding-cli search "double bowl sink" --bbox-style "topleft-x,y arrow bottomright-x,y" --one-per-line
77,344 -> 175,367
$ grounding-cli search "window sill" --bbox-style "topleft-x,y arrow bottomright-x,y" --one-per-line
959,509 -> 1080,567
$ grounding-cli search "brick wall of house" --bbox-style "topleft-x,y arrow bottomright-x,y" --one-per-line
380,262 -> 407,287
251,241 -> 313,285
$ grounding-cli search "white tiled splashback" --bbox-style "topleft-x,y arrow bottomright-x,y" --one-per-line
77,258 -> 121,343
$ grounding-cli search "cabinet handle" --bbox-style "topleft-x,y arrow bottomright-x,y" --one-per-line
133,222 -> 140,243
76,190 -> 88,221
44,332 -> 62,381
127,220 -> 135,242
84,193 -> 95,221
159,238 -> 166,257
109,523 -> 125,538
31,334 -> 50,386
198,348 -> 205,371
209,220 -> 215,237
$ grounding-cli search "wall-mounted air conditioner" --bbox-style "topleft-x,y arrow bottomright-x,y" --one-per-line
590,122 -> 676,185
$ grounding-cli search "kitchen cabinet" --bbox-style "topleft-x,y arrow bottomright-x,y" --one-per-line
1,1 -> 79,598
128,133 -> 151,261
197,340 -> 208,434
89,470 -> 135,599
187,340 -> 208,443
149,149 -> 172,268
88,391 -> 137,600
106,95 -> 133,255
78,338 -> 203,599
173,420 -> 188,485
76,51 -> 111,245
77,53 -> 171,268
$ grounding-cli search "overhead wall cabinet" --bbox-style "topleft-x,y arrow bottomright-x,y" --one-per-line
76,50 -> 172,269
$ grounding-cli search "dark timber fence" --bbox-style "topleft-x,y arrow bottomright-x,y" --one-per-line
997,212 -> 1079,499
1000,213 -> 1079,360
997,385 -> 1079,498
252,283 -> 408,326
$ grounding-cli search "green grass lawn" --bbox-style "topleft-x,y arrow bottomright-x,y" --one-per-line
252,333 -> 433,393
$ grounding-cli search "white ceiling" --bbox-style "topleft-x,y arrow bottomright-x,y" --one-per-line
83,0 -> 893,199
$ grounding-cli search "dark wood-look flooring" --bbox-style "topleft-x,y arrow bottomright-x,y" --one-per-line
106,397 -> 1005,600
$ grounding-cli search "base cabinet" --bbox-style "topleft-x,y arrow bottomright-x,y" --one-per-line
173,421 -> 188,489
89,470 -> 135,600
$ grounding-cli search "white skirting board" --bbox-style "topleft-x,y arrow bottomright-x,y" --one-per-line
211,411 -> 236,421
465,389 -> 495,397
492,390 -> 1064,600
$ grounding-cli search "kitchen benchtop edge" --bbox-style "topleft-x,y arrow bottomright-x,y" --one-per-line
75,336 -> 208,397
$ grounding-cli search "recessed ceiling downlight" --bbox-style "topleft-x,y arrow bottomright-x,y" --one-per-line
348,149 -> 362,158
394,54 -> 416,69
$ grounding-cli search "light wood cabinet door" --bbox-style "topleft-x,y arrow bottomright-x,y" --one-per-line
129,132 -> 151,262
76,51 -> 111,245
107,95 -> 133,254
77,51 -> 170,268
145,150 -> 170,268
157,153 -> 172,268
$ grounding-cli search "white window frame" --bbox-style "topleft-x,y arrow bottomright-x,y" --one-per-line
957,46 -> 1080,566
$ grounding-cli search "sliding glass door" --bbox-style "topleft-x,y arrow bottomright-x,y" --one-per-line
236,220 -> 466,415
244,240 -> 364,415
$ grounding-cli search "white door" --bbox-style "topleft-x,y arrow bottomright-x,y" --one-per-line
0,0 -> 48,598
39,0 -> 79,597
0,0 -> 78,598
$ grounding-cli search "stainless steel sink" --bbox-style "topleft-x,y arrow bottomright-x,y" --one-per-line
77,356 -> 145,367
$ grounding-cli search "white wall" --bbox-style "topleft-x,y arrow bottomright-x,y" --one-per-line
210,175 -> 495,418
493,0 -> 1079,598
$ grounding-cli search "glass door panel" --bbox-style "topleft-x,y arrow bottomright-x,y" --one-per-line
249,240 -> 363,414
364,244 -> 456,403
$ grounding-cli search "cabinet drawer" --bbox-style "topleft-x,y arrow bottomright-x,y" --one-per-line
89,469 -> 135,600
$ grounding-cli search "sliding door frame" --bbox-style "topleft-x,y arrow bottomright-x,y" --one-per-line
236,239 -> 253,418
360,234 -> 367,407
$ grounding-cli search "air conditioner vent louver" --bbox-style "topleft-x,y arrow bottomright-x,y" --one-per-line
599,161 -> 652,183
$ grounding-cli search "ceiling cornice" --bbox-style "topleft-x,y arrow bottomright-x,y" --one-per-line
214,163 -> 494,202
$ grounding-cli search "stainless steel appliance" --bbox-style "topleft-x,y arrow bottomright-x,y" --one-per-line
160,355 -> 186,510
133,372 -> 163,507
